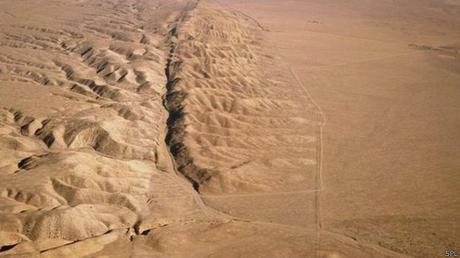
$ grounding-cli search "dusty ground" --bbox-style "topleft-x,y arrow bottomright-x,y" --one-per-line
219,0 -> 460,257
0,0 -> 459,257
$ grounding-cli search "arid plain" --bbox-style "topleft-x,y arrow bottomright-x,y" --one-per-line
0,0 -> 459,257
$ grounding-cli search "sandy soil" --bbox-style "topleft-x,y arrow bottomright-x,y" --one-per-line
219,0 -> 460,257
0,0 -> 459,257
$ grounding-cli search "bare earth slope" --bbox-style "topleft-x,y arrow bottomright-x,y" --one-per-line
0,0 -> 343,257
165,1 -> 325,230
0,0 -> 219,256
0,0 -> 459,257
219,0 -> 460,257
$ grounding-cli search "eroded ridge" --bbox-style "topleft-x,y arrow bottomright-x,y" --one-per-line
0,0 -> 214,255
0,1 -> 418,257
164,2 -> 323,196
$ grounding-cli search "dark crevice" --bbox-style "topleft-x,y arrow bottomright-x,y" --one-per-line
161,0 -> 212,193
141,229 -> 151,235
0,243 -> 18,253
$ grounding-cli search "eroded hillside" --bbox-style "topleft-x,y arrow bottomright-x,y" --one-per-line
0,0 -> 430,257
